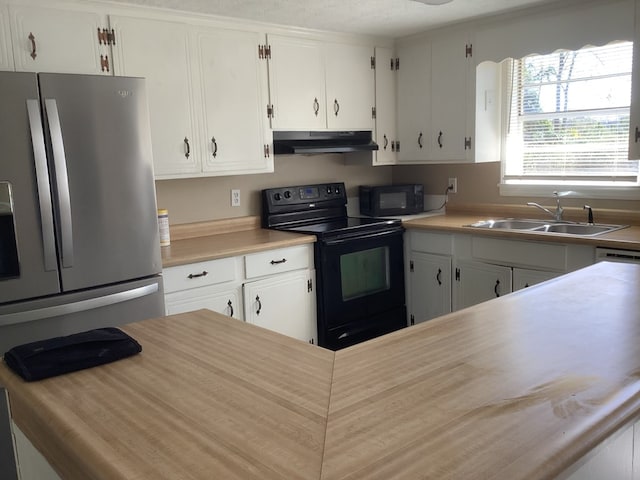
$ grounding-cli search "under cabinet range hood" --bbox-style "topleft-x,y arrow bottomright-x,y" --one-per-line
272,130 -> 378,155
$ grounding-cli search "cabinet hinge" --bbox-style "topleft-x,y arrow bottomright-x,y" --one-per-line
465,43 -> 473,58
395,58 -> 400,70
455,267 -> 460,281
100,54 -> 110,72
264,144 -> 270,158
258,44 -> 271,59
371,56 -> 376,69
307,279 -> 313,292
395,140 -> 400,152
267,104 -> 274,119
410,260 -> 414,272
372,106 -> 376,119
309,338 -> 315,344
410,314 -> 415,326
391,141 -> 396,152
97,28 -> 116,46
464,137 -> 472,150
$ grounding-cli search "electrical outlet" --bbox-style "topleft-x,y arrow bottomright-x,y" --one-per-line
231,189 -> 241,207
448,177 -> 457,194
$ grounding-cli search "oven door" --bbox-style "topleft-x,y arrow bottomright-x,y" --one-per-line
317,228 -> 406,348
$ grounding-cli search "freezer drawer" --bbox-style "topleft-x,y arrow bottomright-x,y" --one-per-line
0,276 -> 164,354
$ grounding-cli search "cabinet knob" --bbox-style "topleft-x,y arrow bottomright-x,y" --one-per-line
211,137 -> 218,158
270,258 -> 287,265
436,268 -> 442,286
227,299 -> 234,317
187,271 -> 208,279
494,279 -> 501,297
334,99 -> 340,116
437,131 -> 443,149
313,98 -> 320,117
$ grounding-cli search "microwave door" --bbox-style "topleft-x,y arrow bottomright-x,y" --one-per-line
0,72 -> 60,304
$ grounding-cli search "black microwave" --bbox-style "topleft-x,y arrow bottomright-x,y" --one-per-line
359,184 -> 424,217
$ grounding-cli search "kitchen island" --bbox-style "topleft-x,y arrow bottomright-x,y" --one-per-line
1,261 -> 640,479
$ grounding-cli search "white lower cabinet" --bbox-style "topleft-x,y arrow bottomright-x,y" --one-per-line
162,244 -> 317,344
512,268 -> 561,291
163,256 -> 243,320
409,252 -> 451,324
407,229 -> 595,318
243,269 -> 316,344
165,284 -> 242,319
453,259 -> 512,311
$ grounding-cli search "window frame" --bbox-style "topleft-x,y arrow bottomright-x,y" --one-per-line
498,44 -> 640,200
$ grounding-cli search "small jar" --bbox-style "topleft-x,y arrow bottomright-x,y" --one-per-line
157,209 -> 170,246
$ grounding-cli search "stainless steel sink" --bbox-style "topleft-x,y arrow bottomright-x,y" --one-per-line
468,219 -> 549,230
467,218 -> 628,236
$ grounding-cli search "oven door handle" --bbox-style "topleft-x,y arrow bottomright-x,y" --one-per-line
322,228 -> 404,246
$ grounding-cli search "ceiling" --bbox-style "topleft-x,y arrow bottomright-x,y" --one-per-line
110,0 -> 565,38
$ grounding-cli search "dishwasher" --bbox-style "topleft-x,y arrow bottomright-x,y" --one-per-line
596,248 -> 640,264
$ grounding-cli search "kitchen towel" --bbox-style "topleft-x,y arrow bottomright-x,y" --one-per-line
3,327 -> 142,382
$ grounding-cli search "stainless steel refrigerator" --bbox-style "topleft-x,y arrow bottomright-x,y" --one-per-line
0,72 -> 164,354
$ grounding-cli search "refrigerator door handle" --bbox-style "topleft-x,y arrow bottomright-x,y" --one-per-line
26,99 -> 57,272
44,98 -> 74,268
0,282 -> 160,327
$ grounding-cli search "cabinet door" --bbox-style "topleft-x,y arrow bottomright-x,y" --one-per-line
453,259 -> 512,311
10,6 -> 109,75
267,35 -> 326,130
195,27 -> 272,175
243,269 -> 316,344
0,6 -> 13,71
512,268 -> 560,291
165,284 -> 242,320
409,252 -> 452,324
396,40 -> 431,162
430,30 -> 470,162
374,47 -> 397,166
111,16 -> 200,177
325,43 -> 375,130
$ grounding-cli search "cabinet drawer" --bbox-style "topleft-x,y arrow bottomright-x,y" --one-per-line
471,236 -> 567,272
163,257 -> 237,293
244,245 -> 311,279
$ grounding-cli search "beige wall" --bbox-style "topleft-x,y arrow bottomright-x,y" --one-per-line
156,153 -> 392,224
392,162 -> 640,213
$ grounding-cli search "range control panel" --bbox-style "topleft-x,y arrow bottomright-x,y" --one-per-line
263,183 -> 346,207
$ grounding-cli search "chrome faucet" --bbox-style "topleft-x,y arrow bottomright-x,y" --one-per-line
527,191 -> 564,221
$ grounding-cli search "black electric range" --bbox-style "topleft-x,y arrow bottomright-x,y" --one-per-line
262,183 -> 406,350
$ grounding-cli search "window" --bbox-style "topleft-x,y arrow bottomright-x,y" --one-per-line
502,41 -> 639,196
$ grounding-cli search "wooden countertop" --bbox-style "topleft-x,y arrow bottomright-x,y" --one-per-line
160,217 -> 316,267
2,262 -> 640,479
404,213 -> 640,250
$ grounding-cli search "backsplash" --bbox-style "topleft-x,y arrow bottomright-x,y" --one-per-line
155,153 -> 392,225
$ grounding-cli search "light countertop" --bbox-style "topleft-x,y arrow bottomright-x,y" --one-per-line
2,261 -> 640,479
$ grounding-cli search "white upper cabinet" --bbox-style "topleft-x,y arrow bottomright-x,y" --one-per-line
0,6 -> 13,71
111,16 -> 199,177
112,16 -> 272,179
9,5 -> 111,74
267,35 -> 326,130
324,42 -> 375,130
195,27 -> 272,175
373,46 -> 397,166
267,34 -> 375,130
396,39 -> 431,163
430,30 -> 471,162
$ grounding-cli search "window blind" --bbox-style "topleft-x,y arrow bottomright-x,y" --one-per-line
504,41 -> 638,184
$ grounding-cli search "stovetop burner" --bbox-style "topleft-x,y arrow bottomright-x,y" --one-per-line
261,182 -> 401,237
279,216 -> 401,238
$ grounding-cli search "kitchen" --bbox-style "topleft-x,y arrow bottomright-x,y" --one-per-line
2,0 -> 640,478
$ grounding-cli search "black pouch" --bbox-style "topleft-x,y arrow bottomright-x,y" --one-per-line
3,327 -> 142,382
